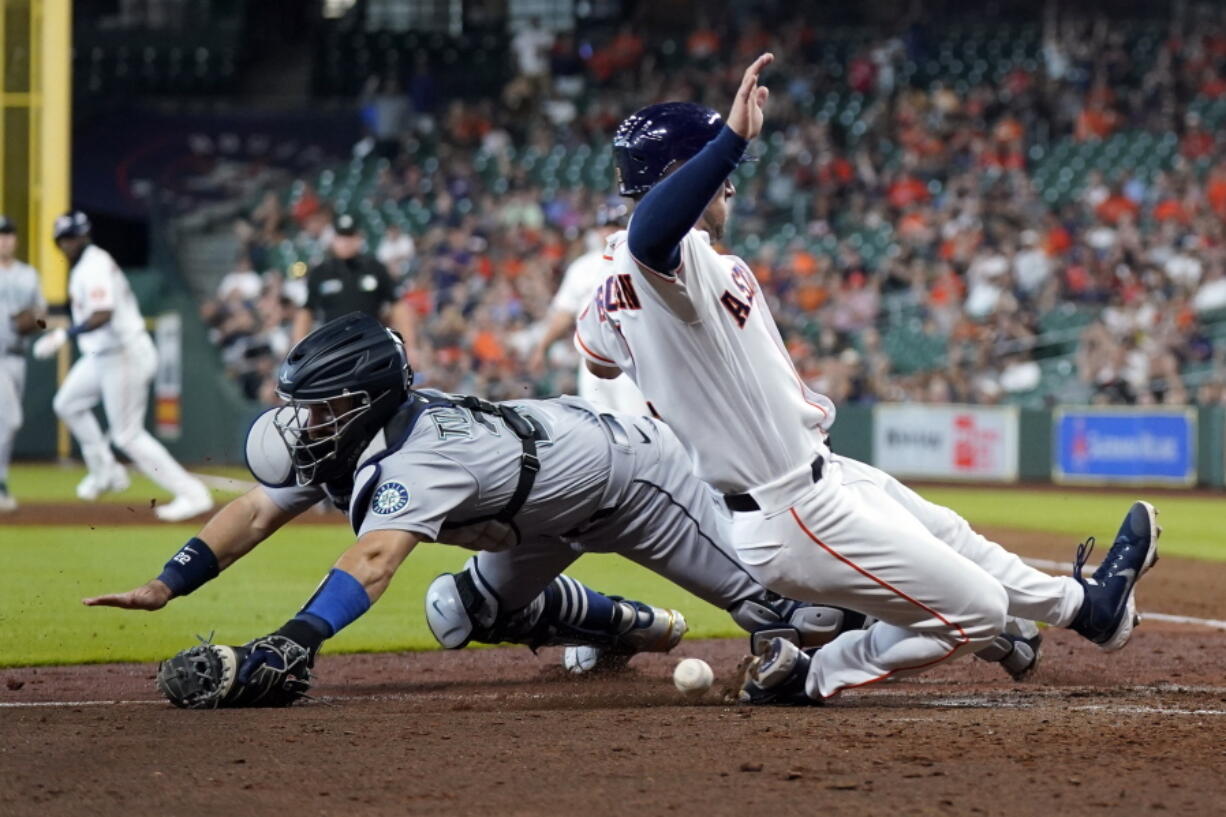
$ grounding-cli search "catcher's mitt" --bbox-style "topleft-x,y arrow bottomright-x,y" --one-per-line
156,635 -> 312,709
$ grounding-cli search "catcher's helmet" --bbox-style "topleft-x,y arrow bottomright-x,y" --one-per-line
612,102 -> 753,197
273,312 -> 411,486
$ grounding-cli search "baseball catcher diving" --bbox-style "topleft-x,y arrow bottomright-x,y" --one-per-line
83,312 -> 872,707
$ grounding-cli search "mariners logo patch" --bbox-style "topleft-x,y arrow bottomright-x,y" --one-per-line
371,481 -> 409,515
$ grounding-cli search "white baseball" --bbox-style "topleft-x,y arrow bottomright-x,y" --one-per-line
672,657 -> 714,695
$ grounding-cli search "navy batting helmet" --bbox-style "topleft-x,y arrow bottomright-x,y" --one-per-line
53,210 -> 91,240
612,102 -> 753,197
272,312 -> 411,485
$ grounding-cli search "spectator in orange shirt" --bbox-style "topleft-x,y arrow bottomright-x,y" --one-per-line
887,174 -> 930,209
1075,103 -> 1117,141
788,242 -> 820,278
1044,215 -> 1073,255
291,182 -> 322,226
687,18 -> 720,61
1208,166 -> 1226,216
1200,66 -> 1226,98
471,327 -> 507,366
1096,188 -> 1140,223
1181,114 -> 1215,160
1153,198 -> 1190,224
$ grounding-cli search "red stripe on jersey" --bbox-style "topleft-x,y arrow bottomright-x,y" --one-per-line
789,508 -> 969,697
574,330 -> 617,365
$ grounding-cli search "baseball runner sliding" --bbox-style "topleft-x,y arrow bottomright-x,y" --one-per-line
573,53 -> 1160,703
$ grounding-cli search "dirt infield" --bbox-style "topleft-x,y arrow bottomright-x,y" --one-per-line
5,508 -> 1226,816
3,628 -> 1226,817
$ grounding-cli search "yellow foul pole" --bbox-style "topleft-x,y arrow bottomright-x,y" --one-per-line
36,0 -> 71,305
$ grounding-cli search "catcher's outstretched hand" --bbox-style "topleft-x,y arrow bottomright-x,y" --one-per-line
83,579 -> 172,611
726,52 -> 773,142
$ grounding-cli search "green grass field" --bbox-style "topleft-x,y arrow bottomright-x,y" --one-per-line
2,465 -> 1222,666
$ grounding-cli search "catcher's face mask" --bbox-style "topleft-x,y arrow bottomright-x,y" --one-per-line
272,392 -> 372,486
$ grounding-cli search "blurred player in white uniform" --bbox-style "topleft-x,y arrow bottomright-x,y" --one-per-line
575,56 -> 1159,704
529,205 -> 647,415
32,211 -> 213,522
0,216 -> 46,512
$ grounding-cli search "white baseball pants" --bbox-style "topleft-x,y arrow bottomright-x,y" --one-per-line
0,355 -> 26,482
52,333 -> 202,498
730,455 -> 1084,699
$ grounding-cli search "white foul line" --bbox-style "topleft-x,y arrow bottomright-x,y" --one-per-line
190,472 -> 256,493
0,699 -> 164,708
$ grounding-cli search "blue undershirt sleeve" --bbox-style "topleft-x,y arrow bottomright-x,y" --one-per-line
627,126 -> 748,275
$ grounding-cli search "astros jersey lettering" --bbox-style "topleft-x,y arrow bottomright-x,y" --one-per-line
551,248 -> 648,415
574,228 -> 833,493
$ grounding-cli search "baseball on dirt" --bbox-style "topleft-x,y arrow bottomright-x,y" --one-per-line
672,658 -> 714,695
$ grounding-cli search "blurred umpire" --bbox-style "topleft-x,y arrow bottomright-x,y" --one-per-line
0,216 -> 47,512
292,213 -> 415,354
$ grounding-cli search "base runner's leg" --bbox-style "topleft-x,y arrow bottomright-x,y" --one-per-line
590,423 -> 868,652
837,457 -> 1083,627
99,340 -> 207,499
732,460 -> 1007,699
51,355 -> 117,477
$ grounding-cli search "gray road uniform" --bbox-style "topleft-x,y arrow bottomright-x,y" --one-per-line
0,259 -> 45,488
260,389 -> 857,655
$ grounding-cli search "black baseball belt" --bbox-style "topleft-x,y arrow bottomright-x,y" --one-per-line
724,455 -> 825,513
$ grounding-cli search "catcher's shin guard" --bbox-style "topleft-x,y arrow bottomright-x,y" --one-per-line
426,567 -> 687,654
561,601 -> 688,674
730,592 -> 871,655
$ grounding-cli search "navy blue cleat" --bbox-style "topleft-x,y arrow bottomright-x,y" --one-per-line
737,637 -> 820,706
1069,501 -> 1161,652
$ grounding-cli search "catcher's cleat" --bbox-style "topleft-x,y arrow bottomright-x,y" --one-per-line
616,600 -> 687,652
737,637 -> 819,706
1069,501 -> 1161,652
975,631 -> 1043,682
561,601 -> 687,674
562,645 -> 632,675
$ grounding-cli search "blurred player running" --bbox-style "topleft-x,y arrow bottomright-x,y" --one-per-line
0,216 -> 47,512
31,211 -> 213,522
574,54 -> 1159,703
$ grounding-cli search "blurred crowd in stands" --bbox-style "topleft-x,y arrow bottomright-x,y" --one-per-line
201,2 -> 1226,410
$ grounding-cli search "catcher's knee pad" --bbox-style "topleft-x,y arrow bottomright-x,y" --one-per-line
426,568 -> 493,649
730,593 -> 871,655
425,564 -> 544,649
